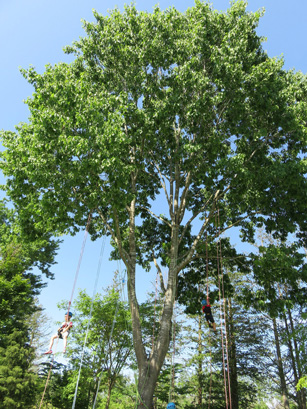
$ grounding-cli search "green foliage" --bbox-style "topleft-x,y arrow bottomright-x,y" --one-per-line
0,330 -> 38,408
56,284 -> 133,407
177,236 -> 249,314
0,201 -> 59,342
297,376 -> 307,391
1,2 -> 307,251
37,361 -> 72,409
241,240 -> 307,318
253,403 -> 270,409
97,376 -> 136,409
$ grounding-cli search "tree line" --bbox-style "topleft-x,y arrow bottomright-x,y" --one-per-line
0,208 -> 306,408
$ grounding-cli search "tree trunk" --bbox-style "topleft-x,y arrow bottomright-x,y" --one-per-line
134,265 -> 176,408
227,299 -> 239,409
272,317 -> 290,409
287,308 -> 306,409
104,379 -> 113,409
283,312 -> 304,409
124,135 -> 210,408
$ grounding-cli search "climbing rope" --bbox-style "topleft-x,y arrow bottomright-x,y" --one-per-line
216,211 -> 229,409
168,299 -> 177,403
38,338 -> 59,409
205,232 -> 213,409
39,212 -> 92,409
152,271 -> 159,350
168,246 -> 178,405
92,263 -> 126,409
67,212 -> 92,316
218,208 -> 232,409
206,231 -> 210,301
72,234 -> 106,409
216,207 -> 232,409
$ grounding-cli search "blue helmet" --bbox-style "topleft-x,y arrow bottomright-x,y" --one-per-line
201,300 -> 207,305
167,403 -> 176,409
66,312 -> 73,317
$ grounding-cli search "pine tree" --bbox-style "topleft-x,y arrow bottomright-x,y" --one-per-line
0,330 -> 38,408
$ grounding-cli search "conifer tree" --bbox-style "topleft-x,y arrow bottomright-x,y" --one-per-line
0,330 -> 37,408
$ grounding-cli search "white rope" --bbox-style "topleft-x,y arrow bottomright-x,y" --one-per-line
92,261 -> 126,409
72,235 -> 106,409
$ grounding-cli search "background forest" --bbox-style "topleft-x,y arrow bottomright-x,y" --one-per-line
1,222 -> 307,408
1,0 -> 307,408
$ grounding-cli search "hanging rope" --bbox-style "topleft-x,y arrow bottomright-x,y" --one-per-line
205,231 -> 213,409
92,264 -> 125,409
216,211 -> 229,409
39,212 -> 92,409
207,321 -> 213,409
152,271 -> 159,350
67,211 -> 92,316
167,243 -> 179,405
38,338 -> 59,409
72,234 -> 106,409
206,231 -> 209,301
168,299 -> 177,403
218,208 -> 232,409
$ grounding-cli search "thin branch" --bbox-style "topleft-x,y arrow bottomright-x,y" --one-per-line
152,251 -> 166,294
140,206 -> 172,228
97,208 -> 131,268
176,190 -> 222,273
178,170 -> 192,224
221,211 -> 261,234
174,124 -> 180,221
178,188 -> 222,247
150,156 -> 173,220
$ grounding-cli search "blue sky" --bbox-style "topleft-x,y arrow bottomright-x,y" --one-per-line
1,0 -> 307,328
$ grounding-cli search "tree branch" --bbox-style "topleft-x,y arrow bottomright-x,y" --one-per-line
152,250 -> 166,294
97,208 -> 131,268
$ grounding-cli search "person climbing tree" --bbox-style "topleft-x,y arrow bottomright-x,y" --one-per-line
44,312 -> 73,354
202,299 -> 216,331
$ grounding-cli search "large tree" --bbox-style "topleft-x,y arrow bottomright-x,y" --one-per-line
1,2 -> 307,407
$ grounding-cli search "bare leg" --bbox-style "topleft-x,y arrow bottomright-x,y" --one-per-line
49,334 -> 58,350
62,333 -> 68,352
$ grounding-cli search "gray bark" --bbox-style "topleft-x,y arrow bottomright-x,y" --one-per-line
272,317 -> 290,409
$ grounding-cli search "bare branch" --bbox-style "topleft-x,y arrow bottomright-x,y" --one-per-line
179,188 -> 221,247
178,170 -> 192,224
97,208 -> 131,268
174,124 -> 180,221
140,206 -> 172,228
150,156 -> 174,220
176,190 -> 222,273
152,251 -> 166,294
